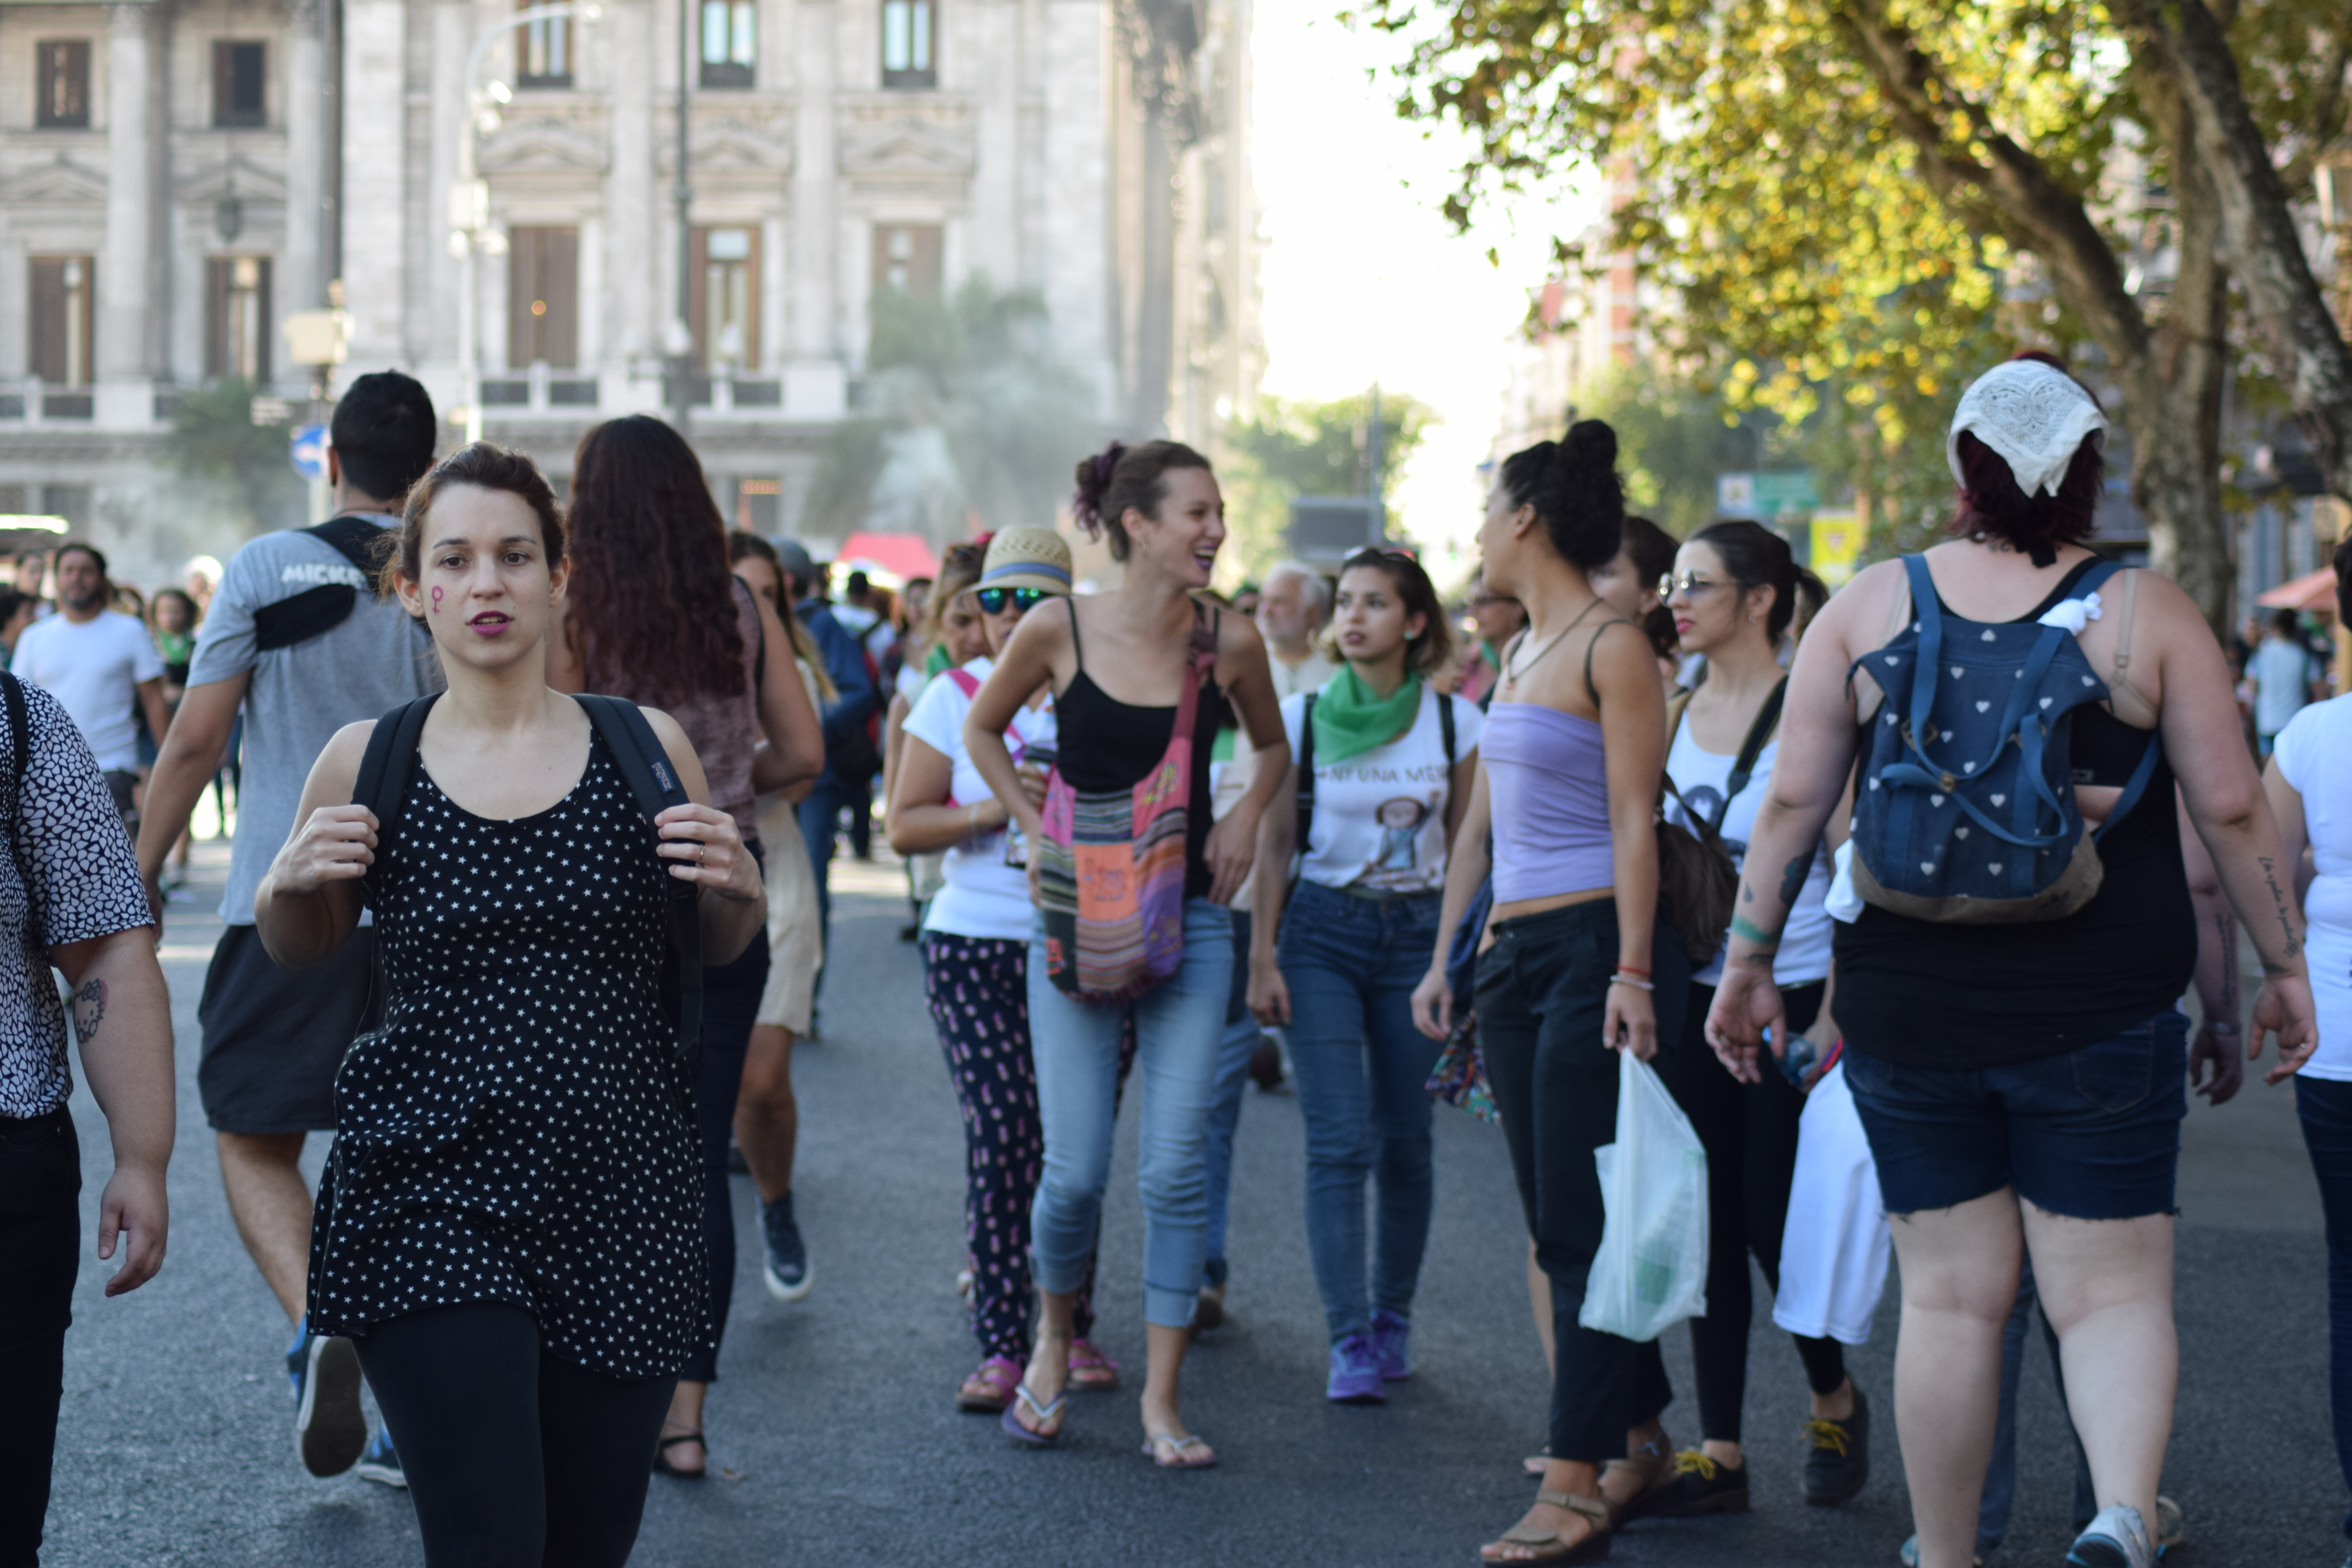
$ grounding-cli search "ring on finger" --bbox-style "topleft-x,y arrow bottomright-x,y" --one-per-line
696,844 -> 707,864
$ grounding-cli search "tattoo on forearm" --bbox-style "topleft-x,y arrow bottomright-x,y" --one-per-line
2217,914 -> 2240,1022
1729,913 -> 1782,951
1777,853 -> 1810,909
2257,856 -> 2302,964
71,979 -> 105,1045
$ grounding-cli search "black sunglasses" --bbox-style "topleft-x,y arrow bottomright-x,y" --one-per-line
975,586 -> 1049,615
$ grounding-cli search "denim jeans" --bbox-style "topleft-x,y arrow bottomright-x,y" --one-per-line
1027,899 -> 1234,1329
1475,899 -> 1690,1462
1279,880 -> 1445,1343
1201,908 -> 1258,1286
2300,1074 -> 2352,1543
795,776 -> 842,1013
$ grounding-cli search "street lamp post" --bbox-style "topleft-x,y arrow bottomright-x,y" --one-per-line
450,3 -> 601,445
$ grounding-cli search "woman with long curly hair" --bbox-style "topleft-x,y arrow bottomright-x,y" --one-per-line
547,414 -> 824,1479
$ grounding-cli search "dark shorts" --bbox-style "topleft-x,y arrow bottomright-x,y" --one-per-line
1843,1010 -> 2189,1220
197,922 -> 381,1136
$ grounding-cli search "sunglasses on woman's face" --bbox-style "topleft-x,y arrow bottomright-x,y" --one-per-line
975,586 -> 1049,615
1658,571 -> 1726,599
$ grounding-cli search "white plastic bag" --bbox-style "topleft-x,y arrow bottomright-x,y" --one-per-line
1771,1058 -> 1893,1345
1579,1049 -> 1709,1341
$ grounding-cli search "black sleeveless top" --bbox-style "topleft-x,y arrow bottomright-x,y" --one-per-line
1053,597 -> 1223,901
1833,558 -> 2195,1069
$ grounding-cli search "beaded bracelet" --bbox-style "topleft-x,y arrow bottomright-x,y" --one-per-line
1609,974 -> 1654,992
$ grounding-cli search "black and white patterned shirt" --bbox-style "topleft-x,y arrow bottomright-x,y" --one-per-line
0,681 -> 155,1118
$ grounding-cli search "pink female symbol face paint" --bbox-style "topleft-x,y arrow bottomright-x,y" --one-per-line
430,586 -> 443,614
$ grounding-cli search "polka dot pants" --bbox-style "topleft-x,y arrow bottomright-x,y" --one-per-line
922,933 -> 1132,1361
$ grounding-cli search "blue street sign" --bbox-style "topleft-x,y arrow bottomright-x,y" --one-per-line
290,424 -> 329,483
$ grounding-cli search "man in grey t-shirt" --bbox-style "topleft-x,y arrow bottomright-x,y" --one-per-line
134,371 -> 442,1488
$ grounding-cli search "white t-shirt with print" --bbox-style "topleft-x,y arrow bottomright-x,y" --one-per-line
13,610 -> 163,773
2273,695 -> 2352,1079
1278,683 -> 1482,895
1664,714 -> 1833,986
900,655 -> 1057,942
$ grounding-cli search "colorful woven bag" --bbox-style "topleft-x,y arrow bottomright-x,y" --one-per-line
1035,611 -> 1217,1004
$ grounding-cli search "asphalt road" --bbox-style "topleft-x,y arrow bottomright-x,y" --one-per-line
36,839 -> 2350,1566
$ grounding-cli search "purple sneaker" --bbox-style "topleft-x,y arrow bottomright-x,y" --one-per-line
1368,1309 -> 1412,1381
1326,1332 -> 1386,1404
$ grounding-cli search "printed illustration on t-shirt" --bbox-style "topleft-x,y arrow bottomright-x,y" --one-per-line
1361,794 -> 1439,888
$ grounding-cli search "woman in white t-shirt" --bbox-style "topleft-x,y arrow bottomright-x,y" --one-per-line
2262,554 -> 2352,1548
887,528 -> 1125,1414
1247,548 -> 1481,1404
1647,520 -> 1862,1515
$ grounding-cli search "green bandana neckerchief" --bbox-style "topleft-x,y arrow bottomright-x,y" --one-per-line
1310,664 -> 1423,766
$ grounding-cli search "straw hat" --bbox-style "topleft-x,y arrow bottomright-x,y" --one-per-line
978,527 -> 1073,595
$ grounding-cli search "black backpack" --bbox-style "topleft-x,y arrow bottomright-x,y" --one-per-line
252,515 -> 401,652
349,692 -> 705,1073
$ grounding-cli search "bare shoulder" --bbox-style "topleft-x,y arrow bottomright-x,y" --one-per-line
636,704 -> 691,756
1212,598 -> 1269,658
317,720 -> 378,780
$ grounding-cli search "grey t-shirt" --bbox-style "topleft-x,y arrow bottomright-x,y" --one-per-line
186,517 -> 443,924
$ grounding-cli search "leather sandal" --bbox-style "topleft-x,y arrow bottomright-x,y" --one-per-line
1600,1428 -> 1676,1526
1480,1489 -> 1611,1564
652,1430 -> 706,1480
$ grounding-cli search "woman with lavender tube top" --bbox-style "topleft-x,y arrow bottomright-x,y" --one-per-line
1412,419 -> 1689,1565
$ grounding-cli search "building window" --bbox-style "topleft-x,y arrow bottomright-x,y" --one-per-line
871,223 -> 942,298
508,227 -> 580,368
205,256 -> 273,381
737,477 -> 781,533
701,0 -> 755,87
882,0 -> 935,87
28,258 -> 93,387
691,227 -> 760,371
212,40 -> 266,127
518,0 -> 572,87
35,42 -> 90,129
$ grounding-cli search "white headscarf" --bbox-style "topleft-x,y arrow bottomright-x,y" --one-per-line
1945,359 -> 2106,500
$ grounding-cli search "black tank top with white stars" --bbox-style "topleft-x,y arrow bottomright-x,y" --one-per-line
306,726 -> 710,1376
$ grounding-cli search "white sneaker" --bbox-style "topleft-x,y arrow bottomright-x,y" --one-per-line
2067,1504 -> 2154,1568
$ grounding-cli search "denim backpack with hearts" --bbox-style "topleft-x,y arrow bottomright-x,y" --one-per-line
1846,554 -> 2160,923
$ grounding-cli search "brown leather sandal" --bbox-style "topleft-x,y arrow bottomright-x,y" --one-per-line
1479,1489 -> 1611,1564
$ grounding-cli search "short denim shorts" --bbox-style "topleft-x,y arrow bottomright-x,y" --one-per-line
1842,1010 -> 2189,1220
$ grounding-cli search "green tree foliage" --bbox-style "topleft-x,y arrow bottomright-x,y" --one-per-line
1217,391 -> 1434,580
1357,0 -> 2352,624
165,378 -> 307,539
802,276 -> 1096,544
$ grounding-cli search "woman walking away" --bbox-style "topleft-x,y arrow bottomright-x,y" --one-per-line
2261,530 -> 2352,1568
893,528 -> 1125,1411
725,530 -> 834,1305
548,416 -> 824,1479
1249,547 -> 1481,1404
965,440 -> 1288,1468
1648,521 -> 1867,1516
1411,419 -> 1689,1563
257,443 -> 769,1565
1706,353 -> 2317,1568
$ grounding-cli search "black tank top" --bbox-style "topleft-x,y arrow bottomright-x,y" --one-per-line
1833,558 -> 2195,1068
1053,597 -> 1224,900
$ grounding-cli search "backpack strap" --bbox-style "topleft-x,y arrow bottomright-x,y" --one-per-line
252,517 -> 396,653
944,668 -> 981,699
1296,691 -> 1318,858
1438,688 -> 1456,765
351,694 -> 441,911
574,695 -> 704,1073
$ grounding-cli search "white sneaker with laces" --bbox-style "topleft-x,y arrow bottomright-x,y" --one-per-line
2067,1503 -> 2154,1568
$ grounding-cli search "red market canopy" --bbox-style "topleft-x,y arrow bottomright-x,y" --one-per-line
2257,567 -> 2339,613
834,532 -> 941,585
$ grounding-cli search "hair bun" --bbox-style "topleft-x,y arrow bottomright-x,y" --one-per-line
1561,419 -> 1617,470
1070,441 -> 1128,536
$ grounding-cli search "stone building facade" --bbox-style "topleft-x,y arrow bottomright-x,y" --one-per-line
0,0 -> 1254,581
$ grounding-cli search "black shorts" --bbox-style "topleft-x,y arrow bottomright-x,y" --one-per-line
197,923 -> 381,1136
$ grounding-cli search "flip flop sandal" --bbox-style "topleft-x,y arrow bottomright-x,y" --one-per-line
653,1431 -> 707,1481
1067,1339 -> 1121,1392
958,1356 -> 1021,1412
1000,1383 -> 1066,1447
1481,1490 -> 1611,1564
1142,1432 -> 1218,1470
